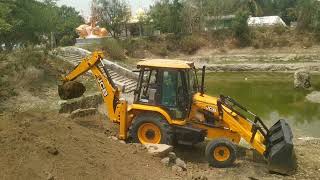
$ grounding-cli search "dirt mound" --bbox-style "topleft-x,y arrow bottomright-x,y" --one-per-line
58,81 -> 86,100
0,112 -> 178,180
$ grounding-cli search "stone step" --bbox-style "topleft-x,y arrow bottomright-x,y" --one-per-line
60,55 -> 83,60
112,75 -> 123,81
126,83 -> 137,90
126,81 -> 137,86
118,78 -> 128,83
122,79 -> 133,84
56,51 -> 137,94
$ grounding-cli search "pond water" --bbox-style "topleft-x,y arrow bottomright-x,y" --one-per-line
205,72 -> 320,137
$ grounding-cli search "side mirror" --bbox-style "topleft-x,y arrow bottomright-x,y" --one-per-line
200,66 -> 206,95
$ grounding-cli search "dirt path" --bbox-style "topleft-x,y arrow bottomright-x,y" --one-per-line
181,46 -> 320,72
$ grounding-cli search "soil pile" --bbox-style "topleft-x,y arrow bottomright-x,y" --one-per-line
58,81 -> 86,100
0,112 -> 178,180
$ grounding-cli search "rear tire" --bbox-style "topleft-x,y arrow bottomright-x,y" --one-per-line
205,138 -> 237,168
129,113 -> 174,145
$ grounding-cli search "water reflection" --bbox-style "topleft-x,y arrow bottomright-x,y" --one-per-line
205,72 -> 320,137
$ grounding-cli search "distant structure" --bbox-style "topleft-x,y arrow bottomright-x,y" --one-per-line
75,0 -> 109,47
248,16 -> 287,27
205,15 -> 236,30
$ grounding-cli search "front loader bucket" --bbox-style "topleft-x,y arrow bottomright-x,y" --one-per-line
266,119 -> 297,175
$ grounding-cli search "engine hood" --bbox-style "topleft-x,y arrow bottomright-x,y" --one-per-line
193,93 -> 218,106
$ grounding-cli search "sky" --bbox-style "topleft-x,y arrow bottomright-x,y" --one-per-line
57,0 -> 155,19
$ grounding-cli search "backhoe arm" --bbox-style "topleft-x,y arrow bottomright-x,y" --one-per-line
62,51 -> 104,82
61,51 -> 121,122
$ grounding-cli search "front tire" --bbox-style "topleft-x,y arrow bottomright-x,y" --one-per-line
129,113 -> 174,145
205,138 -> 237,168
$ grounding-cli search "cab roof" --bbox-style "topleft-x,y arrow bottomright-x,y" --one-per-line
137,59 -> 194,69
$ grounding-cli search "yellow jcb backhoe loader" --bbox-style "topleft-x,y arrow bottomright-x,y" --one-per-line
58,51 -> 296,175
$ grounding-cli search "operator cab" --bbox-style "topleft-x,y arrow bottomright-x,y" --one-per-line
134,59 -> 199,119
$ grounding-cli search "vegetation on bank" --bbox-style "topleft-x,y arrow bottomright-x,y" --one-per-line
1,0 -> 320,60
0,0 -> 83,51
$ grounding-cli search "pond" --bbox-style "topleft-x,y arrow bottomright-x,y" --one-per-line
205,72 -> 320,137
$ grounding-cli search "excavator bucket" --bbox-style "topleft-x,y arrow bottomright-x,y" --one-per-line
58,81 -> 86,100
266,119 -> 297,175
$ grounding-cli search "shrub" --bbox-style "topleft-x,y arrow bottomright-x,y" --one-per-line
59,35 -> 76,46
179,35 -> 206,54
121,38 -> 147,58
251,27 -> 291,48
101,38 -> 126,60
150,45 -> 168,57
232,12 -> 251,47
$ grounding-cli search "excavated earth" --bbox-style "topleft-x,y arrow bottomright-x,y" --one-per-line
1,52 -> 320,180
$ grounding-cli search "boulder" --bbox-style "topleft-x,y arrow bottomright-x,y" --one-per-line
172,165 -> 183,172
143,144 -> 173,157
59,92 -> 103,113
160,157 -> 170,166
69,108 -> 97,119
294,70 -> 311,89
168,152 -> 177,161
193,175 -> 208,180
175,158 -> 187,170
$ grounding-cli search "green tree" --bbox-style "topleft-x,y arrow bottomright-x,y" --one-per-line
232,11 -> 250,47
149,0 -> 183,34
55,5 -> 84,46
98,0 -> 130,38
297,0 -> 320,40
0,0 -> 83,50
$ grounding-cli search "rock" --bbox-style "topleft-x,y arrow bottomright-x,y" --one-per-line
168,152 -> 177,161
172,165 -> 183,172
46,146 -> 59,155
161,157 -> 170,166
294,70 -> 311,89
298,137 -> 320,141
193,175 -> 208,180
59,92 -> 103,113
175,158 -> 187,170
69,108 -> 97,119
144,144 -> 173,157
47,173 -> 55,180
306,91 -> 320,104
111,136 -> 118,141
119,140 -> 126,144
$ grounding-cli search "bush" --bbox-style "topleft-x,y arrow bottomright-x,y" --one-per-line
179,35 -> 206,54
59,35 -> 76,46
150,45 -> 168,57
251,27 -> 291,49
121,38 -> 148,58
232,12 -> 251,47
101,38 -> 126,60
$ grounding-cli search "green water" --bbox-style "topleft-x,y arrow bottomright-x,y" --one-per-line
205,72 -> 320,137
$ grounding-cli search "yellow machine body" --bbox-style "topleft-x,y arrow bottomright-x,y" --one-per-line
60,52 -> 296,175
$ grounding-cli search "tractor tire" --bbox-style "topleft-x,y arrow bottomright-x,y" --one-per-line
129,113 -> 174,145
205,138 -> 237,168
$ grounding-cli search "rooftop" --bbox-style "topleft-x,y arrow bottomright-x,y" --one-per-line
137,59 -> 194,69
